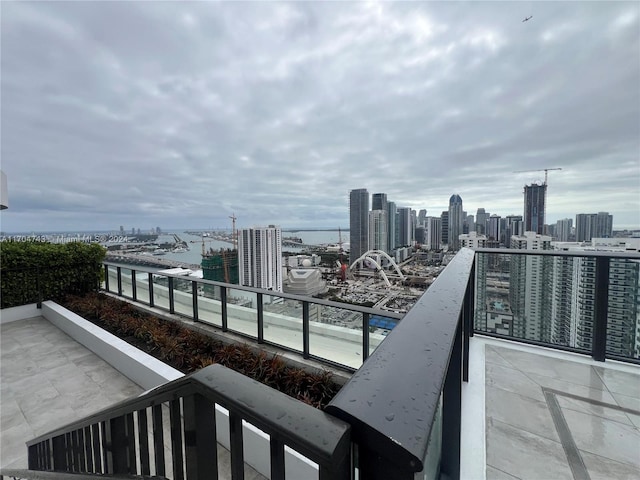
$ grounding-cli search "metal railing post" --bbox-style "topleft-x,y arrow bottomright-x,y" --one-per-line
116,267 -> 122,296
257,292 -> 264,343
183,394 -> 217,479
302,301 -> 310,358
52,435 -> 67,471
221,287 -> 228,332
463,260 -> 475,382
168,277 -> 175,314
592,256 -> 610,362
104,265 -> 110,292
108,416 -> 128,474
131,270 -> 137,300
441,318 -> 462,479
362,312 -> 370,360
192,281 -> 198,321
148,273 -> 154,307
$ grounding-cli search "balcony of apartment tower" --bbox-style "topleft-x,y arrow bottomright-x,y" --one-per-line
1,244 -> 639,480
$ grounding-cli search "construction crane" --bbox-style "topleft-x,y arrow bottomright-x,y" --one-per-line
229,213 -> 237,249
513,167 -> 562,185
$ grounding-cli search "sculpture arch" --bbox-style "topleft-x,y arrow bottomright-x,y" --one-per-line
348,250 -> 406,287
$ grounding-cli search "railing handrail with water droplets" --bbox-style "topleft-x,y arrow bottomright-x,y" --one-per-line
326,248 -> 475,480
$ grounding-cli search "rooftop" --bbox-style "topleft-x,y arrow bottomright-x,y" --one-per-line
1,247 -> 639,479
2,312 -> 638,478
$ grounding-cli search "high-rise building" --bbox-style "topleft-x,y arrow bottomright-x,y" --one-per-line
594,212 -> 613,238
576,212 -> 613,241
372,193 -> 388,211
349,188 -> 369,262
464,215 -> 475,235
238,225 -> 283,292
368,210 -> 388,252
523,184 -> 546,234
415,226 -> 426,245
448,195 -> 464,250
488,215 -> 501,242
505,215 -> 524,244
441,211 -> 449,245
387,201 -> 397,252
476,208 -> 490,235
202,249 -> 239,284
425,216 -> 442,250
555,218 -> 573,242
418,209 -> 427,227
397,207 -> 412,247
459,232 -> 487,249
575,214 -> 594,242
510,232 -> 553,342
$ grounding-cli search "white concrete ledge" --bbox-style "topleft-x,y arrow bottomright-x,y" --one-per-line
0,303 -> 41,324
41,301 -> 183,389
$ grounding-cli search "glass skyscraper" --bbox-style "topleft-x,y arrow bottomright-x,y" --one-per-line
349,188 -> 369,263
523,184 -> 546,234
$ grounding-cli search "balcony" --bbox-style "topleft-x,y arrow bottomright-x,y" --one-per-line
1,248 -> 639,479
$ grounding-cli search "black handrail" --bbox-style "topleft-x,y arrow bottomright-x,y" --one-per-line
325,248 -> 475,480
26,364 -> 351,480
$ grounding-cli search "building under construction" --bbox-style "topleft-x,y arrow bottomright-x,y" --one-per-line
201,248 -> 239,284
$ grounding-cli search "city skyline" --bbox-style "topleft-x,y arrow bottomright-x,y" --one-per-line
1,2 -> 638,232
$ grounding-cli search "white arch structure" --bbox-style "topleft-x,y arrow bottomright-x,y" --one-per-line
348,249 -> 406,287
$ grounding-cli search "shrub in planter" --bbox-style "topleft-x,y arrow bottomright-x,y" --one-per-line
62,292 -> 341,409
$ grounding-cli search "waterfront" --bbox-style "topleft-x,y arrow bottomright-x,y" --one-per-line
106,229 -> 344,270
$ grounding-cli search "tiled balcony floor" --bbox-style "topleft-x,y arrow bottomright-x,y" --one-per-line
0,317 -> 266,480
482,340 -> 640,480
0,316 -> 144,469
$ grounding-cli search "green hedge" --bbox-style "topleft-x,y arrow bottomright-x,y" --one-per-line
0,241 -> 106,308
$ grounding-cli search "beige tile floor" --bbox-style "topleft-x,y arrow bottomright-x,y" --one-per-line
485,343 -> 640,480
0,317 -> 265,479
1,317 -> 144,469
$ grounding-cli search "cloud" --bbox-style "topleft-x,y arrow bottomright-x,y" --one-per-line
1,1 -> 638,232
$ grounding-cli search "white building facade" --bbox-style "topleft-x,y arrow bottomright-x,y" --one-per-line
458,232 -> 487,249
509,232 -> 553,342
368,209 -> 388,252
238,225 -> 283,292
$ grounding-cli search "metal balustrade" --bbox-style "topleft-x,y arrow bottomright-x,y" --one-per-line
102,261 -> 403,371
22,364 -> 351,480
474,248 -> 640,363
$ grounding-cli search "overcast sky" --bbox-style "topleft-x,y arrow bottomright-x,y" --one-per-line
1,1 -> 639,233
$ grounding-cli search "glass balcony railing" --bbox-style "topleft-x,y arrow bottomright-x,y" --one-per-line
474,249 -> 640,362
103,262 -> 404,371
